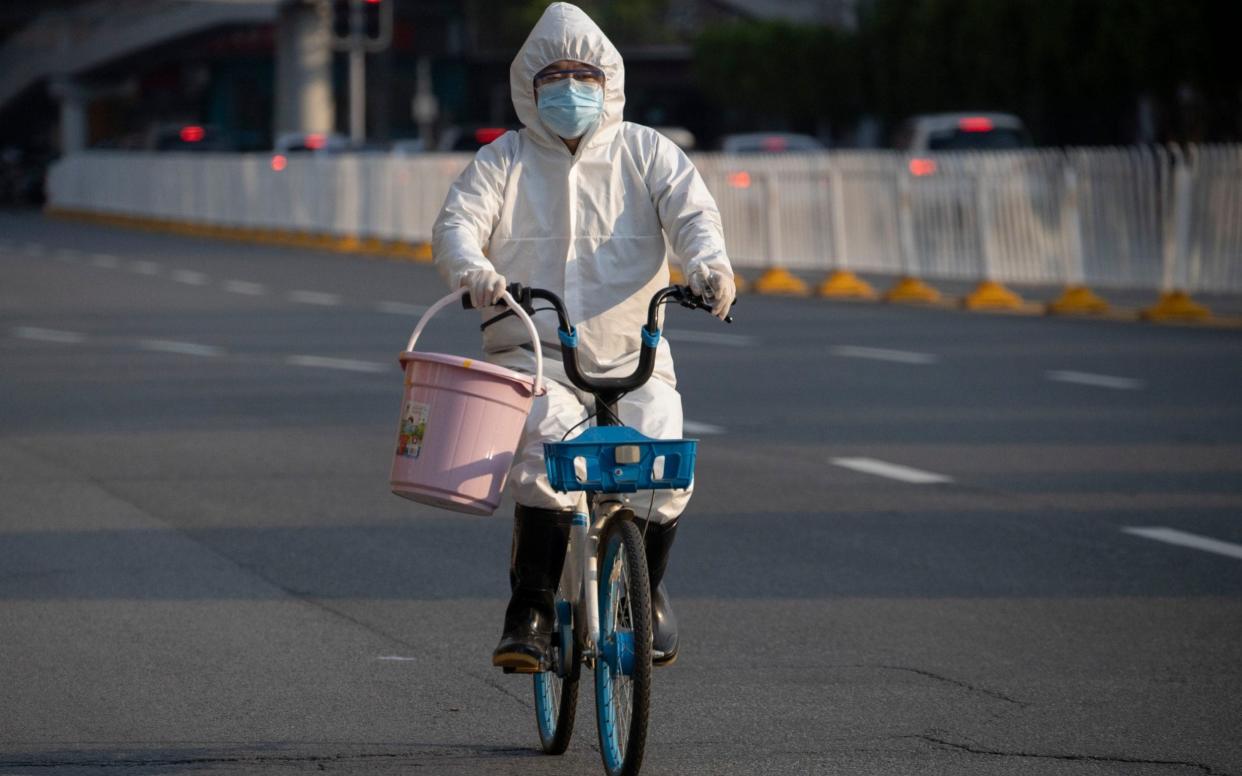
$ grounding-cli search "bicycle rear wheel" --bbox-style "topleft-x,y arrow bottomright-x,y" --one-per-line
595,518 -> 652,776
534,598 -> 580,754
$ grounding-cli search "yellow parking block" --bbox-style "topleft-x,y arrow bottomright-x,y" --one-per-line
963,279 -> 1024,310
1047,285 -> 1110,315
818,269 -> 877,299
753,268 -> 811,296
882,276 -> 941,304
1140,291 -> 1212,323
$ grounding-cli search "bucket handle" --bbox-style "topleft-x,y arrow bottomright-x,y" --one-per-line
404,288 -> 545,396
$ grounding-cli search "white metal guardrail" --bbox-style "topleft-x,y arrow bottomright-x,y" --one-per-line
46,145 -> 1242,296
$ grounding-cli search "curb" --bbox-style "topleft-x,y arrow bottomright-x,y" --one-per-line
42,208 -> 1242,329
46,207 -> 435,264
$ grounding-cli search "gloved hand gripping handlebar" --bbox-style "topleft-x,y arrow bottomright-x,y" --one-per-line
470,283 -> 734,402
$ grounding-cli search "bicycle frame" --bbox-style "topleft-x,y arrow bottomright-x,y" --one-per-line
559,493 -> 623,665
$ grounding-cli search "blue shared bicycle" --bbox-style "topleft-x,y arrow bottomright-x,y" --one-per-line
494,283 -> 731,776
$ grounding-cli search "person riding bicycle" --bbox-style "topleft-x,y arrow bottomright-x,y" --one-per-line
432,2 -> 735,673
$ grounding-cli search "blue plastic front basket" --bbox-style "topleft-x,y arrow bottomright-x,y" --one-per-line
544,426 -> 697,494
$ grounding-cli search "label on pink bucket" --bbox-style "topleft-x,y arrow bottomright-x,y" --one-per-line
396,400 -> 430,459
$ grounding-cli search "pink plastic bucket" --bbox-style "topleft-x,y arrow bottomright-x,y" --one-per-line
390,288 -> 545,515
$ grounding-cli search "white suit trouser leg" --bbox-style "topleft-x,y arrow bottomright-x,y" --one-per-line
494,348 -> 691,525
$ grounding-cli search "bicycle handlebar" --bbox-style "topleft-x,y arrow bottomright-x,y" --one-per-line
463,283 -> 734,399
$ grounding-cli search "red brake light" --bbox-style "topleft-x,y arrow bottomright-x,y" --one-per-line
271,154 -> 288,172
958,116 -> 994,133
760,136 -> 787,152
727,171 -> 752,189
180,125 -> 205,143
305,133 -> 326,150
909,158 -> 937,177
474,128 -> 505,145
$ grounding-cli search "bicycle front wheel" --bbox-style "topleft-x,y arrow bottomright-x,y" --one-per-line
595,518 -> 653,776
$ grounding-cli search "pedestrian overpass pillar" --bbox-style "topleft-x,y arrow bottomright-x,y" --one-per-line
49,77 -> 88,155
275,1 -> 334,140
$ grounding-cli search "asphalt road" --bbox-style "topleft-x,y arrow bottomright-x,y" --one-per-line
2,210 -> 1241,776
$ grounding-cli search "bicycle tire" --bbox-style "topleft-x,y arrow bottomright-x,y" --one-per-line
595,518 -> 653,776
534,597 -> 580,754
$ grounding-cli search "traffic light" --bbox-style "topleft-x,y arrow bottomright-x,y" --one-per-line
362,0 -> 391,46
329,0 -> 390,50
331,0 -> 350,40
363,0 -> 382,40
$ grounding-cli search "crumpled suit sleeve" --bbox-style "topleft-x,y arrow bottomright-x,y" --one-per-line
432,136 -> 513,290
644,132 -> 734,281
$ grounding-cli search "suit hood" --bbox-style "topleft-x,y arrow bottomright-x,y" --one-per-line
510,3 -> 625,153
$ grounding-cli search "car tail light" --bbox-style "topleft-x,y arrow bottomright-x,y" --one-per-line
760,136 -> 787,152
474,128 -> 505,145
305,133 -> 326,150
727,171 -> 752,188
180,125 -> 205,143
909,158 -> 937,177
958,116 -> 994,133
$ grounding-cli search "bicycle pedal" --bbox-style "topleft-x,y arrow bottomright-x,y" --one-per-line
500,664 -> 543,675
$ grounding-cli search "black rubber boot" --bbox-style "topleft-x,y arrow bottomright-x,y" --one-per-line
492,504 -> 571,673
634,516 -> 679,666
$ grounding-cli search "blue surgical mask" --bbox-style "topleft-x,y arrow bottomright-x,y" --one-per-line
537,78 -> 604,140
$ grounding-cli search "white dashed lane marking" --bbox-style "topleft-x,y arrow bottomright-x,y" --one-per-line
667,330 -> 756,347
130,260 -> 161,275
286,355 -> 386,373
224,280 -> 266,296
830,457 -> 953,484
12,326 -> 86,344
683,420 -> 726,435
1123,527 -> 1242,561
289,290 -> 342,306
831,345 -> 940,365
376,656 -> 418,662
376,301 -> 428,316
1046,370 -> 1144,390
91,254 -> 120,268
139,339 -> 223,357
171,269 -> 209,286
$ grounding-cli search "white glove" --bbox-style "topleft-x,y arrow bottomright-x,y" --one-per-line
461,269 -> 507,308
688,267 -> 737,321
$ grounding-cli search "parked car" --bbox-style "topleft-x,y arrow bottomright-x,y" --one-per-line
719,132 -> 825,153
434,125 -> 518,152
273,132 -> 350,154
894,112 -> 1032,152
147,123 -> 235,152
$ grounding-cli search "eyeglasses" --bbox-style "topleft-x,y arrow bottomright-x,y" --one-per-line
533,67 -> 605,89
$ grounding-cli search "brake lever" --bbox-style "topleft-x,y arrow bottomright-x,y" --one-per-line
675,285 -> 730,322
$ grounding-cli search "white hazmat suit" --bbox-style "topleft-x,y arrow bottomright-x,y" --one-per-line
432,2 -> 733,523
